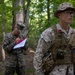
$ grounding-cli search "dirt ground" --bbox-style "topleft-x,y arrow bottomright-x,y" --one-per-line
0,44 -> 35,75
25,48 -> 35,75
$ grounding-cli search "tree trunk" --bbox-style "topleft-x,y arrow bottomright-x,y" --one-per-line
47,0 -> 50,25
23,0 -> 30,37
24,0 -> 30,28
1,0 -> 5,62
15,0 -> 24,23
12,0 -> 30,36
12,0 -> 16,30
12,0 -> 24,29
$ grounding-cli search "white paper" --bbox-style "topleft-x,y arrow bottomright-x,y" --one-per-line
13,38 -> 27,49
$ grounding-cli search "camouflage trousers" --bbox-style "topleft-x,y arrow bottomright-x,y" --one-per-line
5,66 -> 25,75
49,64 -> 74,75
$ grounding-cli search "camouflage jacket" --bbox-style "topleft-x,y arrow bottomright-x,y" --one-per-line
3,32 -> 28,67
33,24 -> 75,75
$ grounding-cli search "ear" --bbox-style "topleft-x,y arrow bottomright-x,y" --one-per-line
57,13 -> 62,18
57,13 -> 60,17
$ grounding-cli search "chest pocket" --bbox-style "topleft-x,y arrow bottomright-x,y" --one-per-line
50,26 -> 72,65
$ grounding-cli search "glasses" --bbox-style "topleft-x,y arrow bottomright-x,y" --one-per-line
64,11 -> 74,15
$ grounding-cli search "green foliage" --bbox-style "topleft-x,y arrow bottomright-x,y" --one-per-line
29,0 -> 75,49
0,0 -> 75,49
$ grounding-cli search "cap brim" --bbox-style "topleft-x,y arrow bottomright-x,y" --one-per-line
54,7 -> 75,18
17,24 -> 25,28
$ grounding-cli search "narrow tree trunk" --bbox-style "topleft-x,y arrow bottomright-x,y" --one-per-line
1,0 -> 5,61
24,0 -> 30,28
15,0 -> 24,23
47,0 -> 50,25
12,0 -> 16,30
23,0 -> 30,36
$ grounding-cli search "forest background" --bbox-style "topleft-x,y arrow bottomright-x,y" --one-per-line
0,0 -> 75,49
0,0 -> 75,75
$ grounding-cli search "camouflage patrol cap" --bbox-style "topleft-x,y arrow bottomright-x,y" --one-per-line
17,21 -> 25,30
17,21 -> 25,28
54,2 -> 75,18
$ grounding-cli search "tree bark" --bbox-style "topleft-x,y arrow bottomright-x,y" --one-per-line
15,0 -> 24,23
47,0 -> 50,25
1,0 -> 5,62
12,0 -> 30,37
12,0 -> 16,30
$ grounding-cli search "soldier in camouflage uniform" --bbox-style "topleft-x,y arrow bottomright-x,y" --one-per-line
3,22 -> 28,75
33,2 -> 75,75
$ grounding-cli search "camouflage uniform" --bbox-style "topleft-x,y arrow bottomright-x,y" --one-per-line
3,23 -> 28,75
33,24 -> 75,75
33,2 -> 75,75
